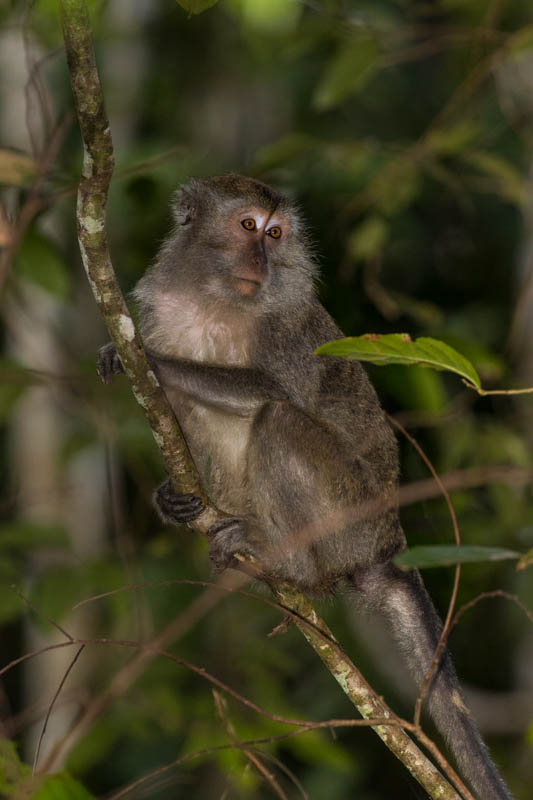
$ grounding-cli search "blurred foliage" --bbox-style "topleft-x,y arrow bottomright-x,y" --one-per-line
1,0 -> 533,798
0,738 -> 95,799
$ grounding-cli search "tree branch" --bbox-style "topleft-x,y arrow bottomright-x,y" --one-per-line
60,0 -> 216,533
59,2 -> 465,797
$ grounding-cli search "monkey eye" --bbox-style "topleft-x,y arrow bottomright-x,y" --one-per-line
267,226 -> 282,239
241,218 -> 257,231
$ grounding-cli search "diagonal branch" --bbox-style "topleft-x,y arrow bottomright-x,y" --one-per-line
59,2 -> 465,798
60,0 -> 216,533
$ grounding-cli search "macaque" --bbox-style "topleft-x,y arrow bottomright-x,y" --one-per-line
99,174 -> 512,800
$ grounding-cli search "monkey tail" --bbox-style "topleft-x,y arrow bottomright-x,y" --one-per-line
350,562 -> 513,800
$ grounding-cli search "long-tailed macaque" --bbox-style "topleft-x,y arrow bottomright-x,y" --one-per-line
99,174 -> 512,800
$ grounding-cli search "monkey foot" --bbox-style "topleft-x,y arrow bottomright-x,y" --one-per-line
97,342 -> 124,383
154,479 -> 204,524
207,518 -> 256,572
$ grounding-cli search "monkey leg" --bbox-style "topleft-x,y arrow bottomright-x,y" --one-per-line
207,517 -> 264,572
245,401 -> 396,590
153,478 -> 205,524
154,482 -> 262,575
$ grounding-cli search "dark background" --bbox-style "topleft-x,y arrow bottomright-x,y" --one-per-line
0,0 -> 532,797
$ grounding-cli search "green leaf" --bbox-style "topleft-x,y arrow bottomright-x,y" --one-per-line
433,336 -> 505,384
315,333 -> 482,389
255,133 -> 317,170
215,747 -> 259,790
394,545 -> 520,570
65,719 -> 121,775
313,37 -> 380,111
507,24 -> 533,54
0,585 -> 26,626
371,162 -> 422,215
176,0 -> 219,14
238,0 -> 301,32
0,739 -> 29,791
517,547 -> 533,571
461,150 -> 526,205
347,216 -> 389,261
31,772 -> 96,799
287,728 -> 353,771
0,521 -> 69,553
0,148 -> 36,187
425,121 -> 479,156
14,230 -> 70,299
32,565 -> 84,623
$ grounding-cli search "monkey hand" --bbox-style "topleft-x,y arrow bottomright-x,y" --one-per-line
207,518 -> 259,572
153,478 -> 205,524
97,342 -> 125,383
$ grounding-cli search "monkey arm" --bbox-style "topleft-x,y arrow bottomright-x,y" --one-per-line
148,352 -> 287,415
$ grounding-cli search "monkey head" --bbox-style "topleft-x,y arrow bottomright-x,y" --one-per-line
158,174 -> 318,313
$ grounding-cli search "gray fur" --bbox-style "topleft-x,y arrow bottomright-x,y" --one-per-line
127,174 -> 512,800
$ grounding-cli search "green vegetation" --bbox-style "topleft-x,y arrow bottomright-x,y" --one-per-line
0,0 -> 532,797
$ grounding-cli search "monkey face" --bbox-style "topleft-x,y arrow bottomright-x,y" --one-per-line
223,206 -> 290,298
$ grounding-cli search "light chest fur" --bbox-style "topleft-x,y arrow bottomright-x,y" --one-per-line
143,291 -> 253,366
143,291 -> 255,514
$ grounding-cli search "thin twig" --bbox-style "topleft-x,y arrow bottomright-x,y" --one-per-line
452,590 -> 533,630
5,628 -> 468,797
3,635 -> 400,733
104,736 -> 324,800
12,587 -> 73,642
32,645 -> 85,774
40,576 -> 243,772
388,416 -> 462,730
252,749 -> 309,800
463,379 -> 533,396
213,690 -> 290,800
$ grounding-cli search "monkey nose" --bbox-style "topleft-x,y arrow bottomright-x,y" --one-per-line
252,241 -> 268,275
237,251 -> 268,282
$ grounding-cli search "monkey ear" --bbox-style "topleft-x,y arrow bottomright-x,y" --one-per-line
172,185 -> 198,226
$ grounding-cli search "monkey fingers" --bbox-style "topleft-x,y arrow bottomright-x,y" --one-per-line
97,341 -> 124,383
154,478 -> 204,524
207,518 -> 257,572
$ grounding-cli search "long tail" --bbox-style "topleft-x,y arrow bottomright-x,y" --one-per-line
350,562 -> 513,800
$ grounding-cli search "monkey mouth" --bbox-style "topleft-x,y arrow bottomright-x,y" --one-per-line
231,276 -> 262,297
